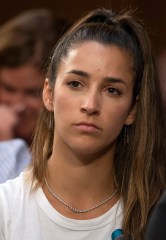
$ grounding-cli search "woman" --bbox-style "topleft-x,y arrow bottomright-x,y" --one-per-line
0,8 -> 165,240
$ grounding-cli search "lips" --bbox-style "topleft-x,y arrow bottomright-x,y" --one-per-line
74,122 -> 101,133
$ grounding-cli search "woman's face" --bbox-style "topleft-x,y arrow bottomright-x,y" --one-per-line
43,41 -> 136,155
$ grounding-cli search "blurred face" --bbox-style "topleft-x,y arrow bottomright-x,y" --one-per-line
43,41 -> 136,156
0,64 -> 44,144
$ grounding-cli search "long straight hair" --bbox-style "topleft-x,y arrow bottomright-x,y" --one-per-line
29,8 -> 166,239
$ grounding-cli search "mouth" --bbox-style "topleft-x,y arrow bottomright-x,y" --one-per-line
74,122 -> 101,133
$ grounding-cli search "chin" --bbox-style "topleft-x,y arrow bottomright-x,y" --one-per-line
69,139 -> 115,157
71,143 -> 105,156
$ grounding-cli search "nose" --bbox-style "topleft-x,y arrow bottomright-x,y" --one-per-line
13,103 -> 27,114
6,91 -> 25,104
80,90 -> 100,115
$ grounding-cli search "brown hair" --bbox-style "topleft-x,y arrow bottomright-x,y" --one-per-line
0,9 -> 70,72
30,8 -> 166,239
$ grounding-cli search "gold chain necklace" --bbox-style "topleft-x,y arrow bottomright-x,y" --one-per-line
45,178 -> 118,213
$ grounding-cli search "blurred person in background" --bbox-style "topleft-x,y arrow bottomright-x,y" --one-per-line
145,189 -> 166,240
0,139 -> 31,183
156,50 -> 166,123
0,9 -> 70,183
0,8 -> 69,145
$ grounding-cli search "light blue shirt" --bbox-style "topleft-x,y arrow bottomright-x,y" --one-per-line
0,139 -> 31,183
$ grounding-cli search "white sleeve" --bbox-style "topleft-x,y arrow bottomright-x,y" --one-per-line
0,177 -> 22,240
0,192 -> 7,240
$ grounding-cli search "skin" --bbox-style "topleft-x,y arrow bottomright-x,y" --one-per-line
43,41 -> 136,220
0,64 -> 44,144
0,105 -> 18,140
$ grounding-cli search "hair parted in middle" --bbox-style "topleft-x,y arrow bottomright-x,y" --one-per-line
30,8 -> 166,240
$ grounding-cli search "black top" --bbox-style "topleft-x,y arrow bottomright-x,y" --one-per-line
145,189 -> 166,240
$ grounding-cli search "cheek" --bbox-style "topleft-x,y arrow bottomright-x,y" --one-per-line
54,94 -> 73,116
101,104 -> 131,143
0,89 -> 13,102
114,104 -> 130,119
104,101 -> 131,126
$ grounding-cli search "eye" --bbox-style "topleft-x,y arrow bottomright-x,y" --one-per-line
0,81 -> 16,93
106,87 -> 122,96
67,80 -> 82,89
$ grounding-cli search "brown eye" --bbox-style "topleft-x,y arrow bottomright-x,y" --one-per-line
68,81 -> 82,88
106,87 -> 122,96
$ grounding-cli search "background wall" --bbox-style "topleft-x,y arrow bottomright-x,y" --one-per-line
1,0 -> 166,55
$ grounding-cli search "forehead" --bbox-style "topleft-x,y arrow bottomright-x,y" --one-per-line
0,64 -> 44,89
58,41 -> 134,83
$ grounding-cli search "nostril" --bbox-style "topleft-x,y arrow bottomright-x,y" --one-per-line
81,106 -> 99,115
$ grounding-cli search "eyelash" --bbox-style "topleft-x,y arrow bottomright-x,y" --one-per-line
67,80 -> 82,89
105,87 -> 122,96
67,80 -> 122,96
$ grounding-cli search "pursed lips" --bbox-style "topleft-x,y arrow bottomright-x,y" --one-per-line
74,122 -> 102,133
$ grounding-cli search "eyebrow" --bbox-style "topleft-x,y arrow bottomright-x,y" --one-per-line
104,77 -> 126,86
0,79 -> 42,91
67,69 -> 126,85
67,70 -> 90,78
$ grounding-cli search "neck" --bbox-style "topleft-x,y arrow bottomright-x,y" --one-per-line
46,137 -> 116,205
43,133 -> 118,220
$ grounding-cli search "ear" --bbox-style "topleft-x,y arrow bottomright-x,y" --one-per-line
43,78 -> 53,111
125,107 -> 136,125
124,100 -> 138,126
